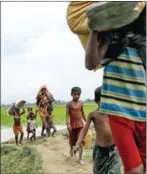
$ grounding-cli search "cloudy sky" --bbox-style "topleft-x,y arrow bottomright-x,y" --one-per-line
1,2 -> 103,104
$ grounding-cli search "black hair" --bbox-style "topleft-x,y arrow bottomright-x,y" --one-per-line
94,87 -> 101,102
27,107 -> 33,111
30,112 -> 35,116
71,87 -> 82,95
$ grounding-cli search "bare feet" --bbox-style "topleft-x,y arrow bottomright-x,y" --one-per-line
70,150 -> 73,157
78,160 -> 84,165
19,142 -> 23,146
41,133 -> 46,137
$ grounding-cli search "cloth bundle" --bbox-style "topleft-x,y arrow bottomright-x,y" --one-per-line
67,2 -> 96,50
87,2 -> 145,31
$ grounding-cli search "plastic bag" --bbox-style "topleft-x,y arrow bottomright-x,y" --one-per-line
15,100 -> 26,110
7,103 -> 15,116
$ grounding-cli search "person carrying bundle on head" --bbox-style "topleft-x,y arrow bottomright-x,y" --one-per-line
85,2 -> 146,174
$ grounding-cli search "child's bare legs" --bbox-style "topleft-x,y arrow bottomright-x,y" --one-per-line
70,146 -> 74,156
19,132 -> 24,145
26,124 -> 29,139
27,132 -> 29,139
52,126 -> 57,137
41,118 -> 46,137
30,130 -> 36,141
45,122 -> 50,137
46,128 -> 51,137
41,125 -> 46,136
34,130 -> 36,141
15,134 -> 19,145
78,144 -> 83,164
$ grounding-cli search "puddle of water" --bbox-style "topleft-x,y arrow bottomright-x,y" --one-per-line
1,125 -> 66,143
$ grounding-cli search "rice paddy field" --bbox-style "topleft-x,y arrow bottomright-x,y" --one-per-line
1,103 -> 97,127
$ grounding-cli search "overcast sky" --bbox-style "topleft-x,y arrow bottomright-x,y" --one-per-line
1,2 -> 103,104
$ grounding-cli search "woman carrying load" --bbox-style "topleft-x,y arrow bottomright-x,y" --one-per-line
36,85 -> 55,137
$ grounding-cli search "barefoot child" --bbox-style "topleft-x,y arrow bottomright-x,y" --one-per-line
45,104 -> 57,137
26,107 -> 33,138
73,87 -> 122,174
13,106 -> 26,145
26,108 -> 38,139
66,87 -> 86,164
27,112 -> 38,141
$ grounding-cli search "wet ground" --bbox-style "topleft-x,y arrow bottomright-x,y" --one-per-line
1,125 -> 66,142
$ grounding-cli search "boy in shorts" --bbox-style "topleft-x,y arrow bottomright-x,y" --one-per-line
13,106 -> 26,145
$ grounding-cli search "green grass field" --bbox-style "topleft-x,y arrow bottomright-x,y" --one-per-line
1,104 -> 97,127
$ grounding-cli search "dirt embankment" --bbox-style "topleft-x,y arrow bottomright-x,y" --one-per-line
1,129 -> 93,174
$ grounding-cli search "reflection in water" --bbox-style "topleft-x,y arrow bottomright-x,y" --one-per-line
1,125 -> 66,142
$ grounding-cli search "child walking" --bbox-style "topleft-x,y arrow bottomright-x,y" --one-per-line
26,108 -> 38,140
66,87 -> 86,164
45,104 -> 57,137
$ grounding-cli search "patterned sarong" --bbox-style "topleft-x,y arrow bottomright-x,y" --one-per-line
39,107 -> 48,126
93,144 -> 122,174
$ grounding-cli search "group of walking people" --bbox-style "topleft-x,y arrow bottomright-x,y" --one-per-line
9,2 -> 146,174
10,85 -> 57,145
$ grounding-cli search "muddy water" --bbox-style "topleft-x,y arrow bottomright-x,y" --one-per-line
1,125 -> 66,143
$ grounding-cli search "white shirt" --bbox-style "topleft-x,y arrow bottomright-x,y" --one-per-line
28,120 -> 36,131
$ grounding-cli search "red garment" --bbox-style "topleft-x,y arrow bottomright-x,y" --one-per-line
108,115 -> 146,172
69,127 -> 84,146
68,101 -> 84,129
13,125 -> 24,135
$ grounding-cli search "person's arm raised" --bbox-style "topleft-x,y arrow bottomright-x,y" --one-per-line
20,108 -> 25,116
85,31 -> 108,70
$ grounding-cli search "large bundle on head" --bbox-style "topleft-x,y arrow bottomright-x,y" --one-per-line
7,100 -> 26,116
15,100 -> 26,109
87,1 -> 146,31
67,1 -> 145,47
67,2 -> 96,50
36,85 -> 54,102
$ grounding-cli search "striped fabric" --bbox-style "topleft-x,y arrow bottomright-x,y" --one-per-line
99,47 -> 146,122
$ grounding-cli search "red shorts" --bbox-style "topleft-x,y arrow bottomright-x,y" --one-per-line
108,115 -> 146,172
13,125 -> 24,135
69,127 -> 84,146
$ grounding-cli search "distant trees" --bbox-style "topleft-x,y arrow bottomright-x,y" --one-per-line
84,99 -> 94,103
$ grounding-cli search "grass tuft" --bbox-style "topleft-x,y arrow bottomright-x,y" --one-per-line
1,145 -> 43,174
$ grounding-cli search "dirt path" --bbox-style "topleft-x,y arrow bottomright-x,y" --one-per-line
36,134 -> 92,173
2,131 -> 93,174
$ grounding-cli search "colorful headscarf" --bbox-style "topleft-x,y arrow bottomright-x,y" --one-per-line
36,85 -> 48,99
